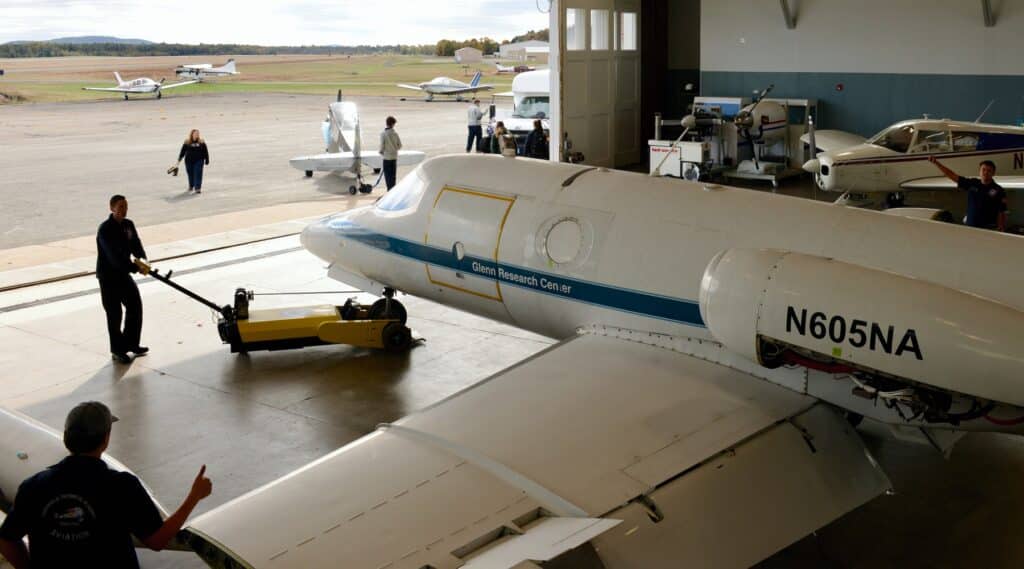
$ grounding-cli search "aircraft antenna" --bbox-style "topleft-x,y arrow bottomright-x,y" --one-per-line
974,99 -> 995,123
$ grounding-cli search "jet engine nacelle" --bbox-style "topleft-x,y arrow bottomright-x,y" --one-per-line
734,100 -> 787,144
699,248 -> 1024,407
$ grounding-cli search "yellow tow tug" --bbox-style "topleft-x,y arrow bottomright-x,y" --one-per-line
149,266 -> 413,354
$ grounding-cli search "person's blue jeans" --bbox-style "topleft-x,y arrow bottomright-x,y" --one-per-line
466,125 -> 482,152
186,160 -> 205,190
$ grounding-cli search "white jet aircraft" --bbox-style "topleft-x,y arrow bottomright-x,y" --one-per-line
82,72 -> 199,100
4,157 -> 1024,567
396,71 -> 493,101
802,118 -> 1024,206
174,58 -> 239,81
289,99 -> 426,194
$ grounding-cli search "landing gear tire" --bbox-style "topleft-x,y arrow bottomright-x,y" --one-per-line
349,185 -> 358,195
157,91 -> 162,100
359,183 -> 373,194
305,170 -> 313,178
381,322 -> 412,353
373,168 -> 382,174
124,93 -> 129,101
369,298 -> 407,324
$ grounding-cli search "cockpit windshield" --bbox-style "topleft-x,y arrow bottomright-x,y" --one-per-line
375,169 -> 427,213
511,96 -> 550,119
868,125 -> 915,153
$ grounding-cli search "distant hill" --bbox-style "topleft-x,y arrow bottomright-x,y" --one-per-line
5,36 -> 153,45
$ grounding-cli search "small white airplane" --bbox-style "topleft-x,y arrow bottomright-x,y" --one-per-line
6,157 -> 1024,568
396,71 -> 493,102
494,61 -> 535,74
174,58 -> 239,81
82,72 -> 198,100
802,118 -> 1024,206
289,98 -> 425,194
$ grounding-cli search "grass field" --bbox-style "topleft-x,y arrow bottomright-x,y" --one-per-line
0,54 -> 520,103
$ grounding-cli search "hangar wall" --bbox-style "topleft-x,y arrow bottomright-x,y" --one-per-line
699,0 -> 1024,135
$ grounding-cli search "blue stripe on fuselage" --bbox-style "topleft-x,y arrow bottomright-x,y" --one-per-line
326,219 -> 705,327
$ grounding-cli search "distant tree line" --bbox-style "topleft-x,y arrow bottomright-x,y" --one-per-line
0,42 -> 436,58
506,29 -> 549,44
434,38 -> 501,57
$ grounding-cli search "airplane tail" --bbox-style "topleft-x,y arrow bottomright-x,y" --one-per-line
114,71 -> 123,84
470,71 -> 482,87
219,59 -> 237,73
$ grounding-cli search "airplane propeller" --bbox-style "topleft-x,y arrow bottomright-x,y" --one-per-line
734,84 -> 775,171
802,114 -> 821,174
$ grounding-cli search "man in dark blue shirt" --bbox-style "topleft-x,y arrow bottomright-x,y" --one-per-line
97,195 -> 151,363
929,156 -> 1007,231
0,401 -> 212,569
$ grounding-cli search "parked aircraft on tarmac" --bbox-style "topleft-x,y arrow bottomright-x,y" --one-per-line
495,61 -> 536,74
175,59 -> 239,80
5,156 -> 1023,567
82,72 -> 198,100
802,118 -> 1024,206
396,71 -> 493,101
289,99 -> 425,194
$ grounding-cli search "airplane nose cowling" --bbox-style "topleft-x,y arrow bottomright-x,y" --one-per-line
300,218 -> 336,263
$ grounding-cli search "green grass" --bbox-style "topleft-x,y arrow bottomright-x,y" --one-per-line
0,55 -> 519,103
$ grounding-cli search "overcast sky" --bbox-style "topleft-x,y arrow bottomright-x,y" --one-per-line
3,0 -> 551,45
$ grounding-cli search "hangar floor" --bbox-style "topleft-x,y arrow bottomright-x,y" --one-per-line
2,93 -> 1023,568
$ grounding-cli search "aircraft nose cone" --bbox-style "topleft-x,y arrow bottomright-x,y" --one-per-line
802,158 -> 821,174
301,218 -> 337,263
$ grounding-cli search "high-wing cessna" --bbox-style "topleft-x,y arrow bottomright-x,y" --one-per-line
174,58 -> 239,81
802,118 -> 1024,206
81,72 -> 199,100
495,62 -> 535,74
289,99 -> 425,194
396,71 -> 493,101
65,154 -> 1011,568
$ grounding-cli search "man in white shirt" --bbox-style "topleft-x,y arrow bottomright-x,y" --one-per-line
466,99 -> 484,153
379,116 -> 402,190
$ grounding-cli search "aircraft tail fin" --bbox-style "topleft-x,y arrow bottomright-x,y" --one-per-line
114,72 -> 123,84
470,71 -> 482,87
220,59 -> 237,73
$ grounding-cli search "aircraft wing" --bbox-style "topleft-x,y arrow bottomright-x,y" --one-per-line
901,176 -> 1024,191
82,87 -> 130,92
495,90 -> 515,97
289,152 -> 358,173
183,333 -> 890,568
800,129 -> 866,153
396,83 -> 425,91
445,84 -> 495,95
343,150 -> 428,169
160,79 -> 201,90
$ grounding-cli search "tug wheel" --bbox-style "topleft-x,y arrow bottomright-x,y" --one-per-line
349,185 -> 358,195
369,298 -> 407,324
381,322 -> 412,353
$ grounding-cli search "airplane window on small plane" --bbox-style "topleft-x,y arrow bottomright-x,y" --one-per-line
375,172 -> 426,213
952,132 -> 981,152
909,130 -> 951,154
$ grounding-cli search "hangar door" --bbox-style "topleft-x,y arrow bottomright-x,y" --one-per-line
558,0 -> 641,167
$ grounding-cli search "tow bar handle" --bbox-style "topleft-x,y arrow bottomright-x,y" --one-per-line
149,268 -> 234,320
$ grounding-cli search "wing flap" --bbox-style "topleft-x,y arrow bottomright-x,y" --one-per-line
185,334 -> 886,568
462,517 -> 621,568
800,129 -> 866,152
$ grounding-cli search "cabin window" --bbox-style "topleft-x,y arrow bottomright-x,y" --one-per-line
375,170 -> 427,213
869,125 -> 915,153
952,132 -> 981,152
566,9 -> 587,51
512,96 -> 550,119
908,130 -> 950,154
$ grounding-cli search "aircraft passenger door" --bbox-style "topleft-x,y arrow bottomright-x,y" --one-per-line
425,186 -> 515,319
556,0 -> 641,168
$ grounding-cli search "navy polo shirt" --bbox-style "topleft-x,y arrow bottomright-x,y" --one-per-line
0,455 -> 163,568
958,176 -> 1007,229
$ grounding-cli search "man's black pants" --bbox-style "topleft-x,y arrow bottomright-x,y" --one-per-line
383,159 -> 397,190
99,274 -> 142,354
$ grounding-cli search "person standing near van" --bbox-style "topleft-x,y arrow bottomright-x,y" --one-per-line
379,116 -> 402,191
176,129 -> 210,194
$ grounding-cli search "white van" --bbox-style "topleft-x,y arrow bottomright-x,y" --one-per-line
490,69 -> 550,154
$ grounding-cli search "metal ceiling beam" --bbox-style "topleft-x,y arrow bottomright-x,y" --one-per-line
780,0 -> 797,29
982,0 -> 996,27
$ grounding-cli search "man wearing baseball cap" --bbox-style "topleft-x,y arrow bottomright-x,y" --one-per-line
0,401 -> 212,568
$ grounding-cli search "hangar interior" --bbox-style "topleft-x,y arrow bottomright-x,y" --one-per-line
550,0 -> 1024,168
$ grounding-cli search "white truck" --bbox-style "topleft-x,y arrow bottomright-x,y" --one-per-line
489,69 -> 550,155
